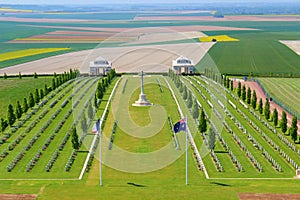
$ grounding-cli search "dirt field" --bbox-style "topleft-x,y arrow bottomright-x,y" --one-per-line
0,42 -> 213,74
280,40 -> 300,56
233,79 -> 300,135
0,194 -> 37,200
239,193 -> 300,200
22,24 -> 257,32
134,15 -> 300,21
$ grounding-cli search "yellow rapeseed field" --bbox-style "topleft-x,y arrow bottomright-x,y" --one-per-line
0,48 -> 70,62
199,35 -> 239,42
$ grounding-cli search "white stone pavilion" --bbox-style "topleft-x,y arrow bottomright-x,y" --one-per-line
89,57 -> 112,76
172,56 -> 194,74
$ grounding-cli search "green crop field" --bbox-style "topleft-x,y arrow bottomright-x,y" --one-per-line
258,78 -> 300,117
0,76 -> 52,117
197,30 -> 300,76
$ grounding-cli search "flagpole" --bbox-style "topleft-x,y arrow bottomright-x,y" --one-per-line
186,115 -> 188,185
99,119 -> 103,186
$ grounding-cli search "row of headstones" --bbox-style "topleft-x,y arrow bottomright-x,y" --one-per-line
45,150 -> 60,172
231,105 -> 284,172
262,150 -> 282,172
246,150 -> 263,172
201,76 -> 282,173
65,149 -> 77,172
278,133 -> 297,152
6,150 -> 25,172
157,78 -> 164,93
85,134 -> 100,173
201,75 -> 300,172
279,148 -> 299,170
108,121 -> 118,150
175,78 -> 207,174
214,125 -> 243,172
199,76 -> 227,101
45,79 -> 98,173
26,150 -> 42,172
122,79 -> 128,94
232,132 -> 263,172
239,105 -> 299,170
5,79 -> 77,172
211,150 -> 223,172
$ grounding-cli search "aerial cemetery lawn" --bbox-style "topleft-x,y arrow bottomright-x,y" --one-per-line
0,70 -> 118,179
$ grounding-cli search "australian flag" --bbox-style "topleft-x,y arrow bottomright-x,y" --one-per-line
91,119 -> 101,134
173,118 -> 187,133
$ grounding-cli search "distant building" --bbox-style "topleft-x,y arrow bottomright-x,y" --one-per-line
89,57 -> 112,76
172,56 -> 194,74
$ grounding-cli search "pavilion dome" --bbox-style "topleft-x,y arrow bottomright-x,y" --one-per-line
94,56 -> 109,65
176,56 -> 192,64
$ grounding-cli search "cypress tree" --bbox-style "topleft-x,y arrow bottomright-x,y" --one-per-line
15,101 -> 22,119
7,104 -> 16,126
52,78 -> 56,90
71,127 -> 79,150
237,81 -> 241,97
246,87 -> 251,104
182,86 -> 187,100
198,109 -> 207,133
88,103 -> 93,120
44,84 -> 48,95
192,98 -> 199,119
187,91 -> 193,108
94,93 -> 98,108
29,93 -> 35,107
273,108 -> 278,127
23,98 -> 29,113
40,89 -> 44,100
1,118 -> 8,132
208,128 -> 216,151
226,78 -> 230,89
241,85 -> 246,101
264,98 -> 270,120
3,73 -> 7,79
258,98 -> 263,114
230,80 -> 234,91
251,90 -> 257,109
35,88 -> 40,104
18,72 -> 22,79
33,72 -> 38,78
281,111 -> 288,134
81,114 -> 88,131
290,116 -> 298,143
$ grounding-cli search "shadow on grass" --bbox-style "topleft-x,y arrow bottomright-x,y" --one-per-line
214,151 -> 228,154
210,182 -> 231,187
127,182 -> 146,187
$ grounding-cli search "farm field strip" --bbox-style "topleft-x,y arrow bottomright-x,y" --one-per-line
0,48 -> 70,62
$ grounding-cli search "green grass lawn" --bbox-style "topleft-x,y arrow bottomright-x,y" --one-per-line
0,76 -> 52,117
258,78 -> 300,117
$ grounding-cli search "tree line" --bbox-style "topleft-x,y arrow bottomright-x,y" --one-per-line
0,69 -> 79,133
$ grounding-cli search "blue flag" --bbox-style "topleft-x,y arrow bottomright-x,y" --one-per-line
173,118 -> 186,133
96,119 -> 100,132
